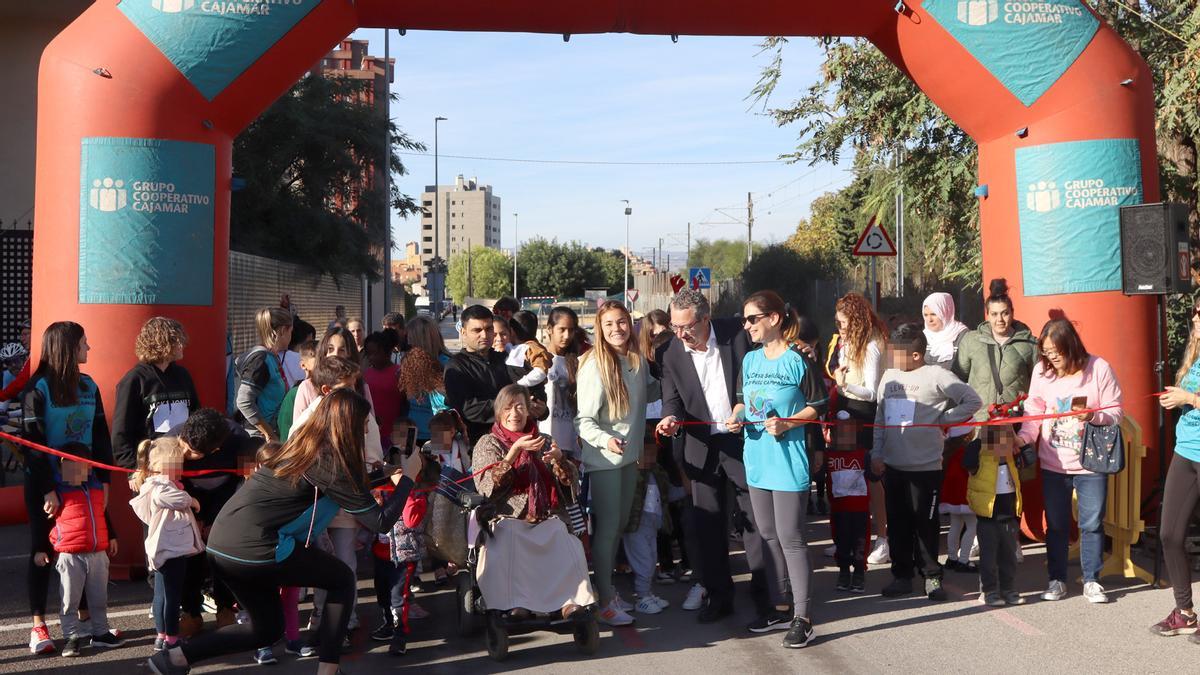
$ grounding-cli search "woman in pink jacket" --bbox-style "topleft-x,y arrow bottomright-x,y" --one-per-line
1017,318 -> 1122,605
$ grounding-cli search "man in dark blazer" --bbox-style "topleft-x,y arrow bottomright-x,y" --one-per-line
657,289 -> 770,625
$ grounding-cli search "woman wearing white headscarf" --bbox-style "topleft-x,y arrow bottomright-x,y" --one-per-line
922,292 -> 969,368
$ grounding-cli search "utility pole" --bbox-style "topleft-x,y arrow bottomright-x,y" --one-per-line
657,237 -> 663,271
512,212 -> 519,299
686,222 -> 691,268
467,237 -> 474,298
895,145 -> 905,297
746,191 -> 754,264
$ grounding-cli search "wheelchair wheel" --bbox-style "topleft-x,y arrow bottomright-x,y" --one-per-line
455,571 -> 481,637
574,617 -> 600,656
485,614 -> 509,661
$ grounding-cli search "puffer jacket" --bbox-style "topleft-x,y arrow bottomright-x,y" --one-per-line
51,484 -> 109,554
953,321 -> 1038,421
130,475 -> 204,571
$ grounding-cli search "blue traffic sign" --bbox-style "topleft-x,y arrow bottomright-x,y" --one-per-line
688,267 -> 712,290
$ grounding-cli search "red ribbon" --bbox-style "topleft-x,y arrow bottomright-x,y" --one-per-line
0,429 -> 247,477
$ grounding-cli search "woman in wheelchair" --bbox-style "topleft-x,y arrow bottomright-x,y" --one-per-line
471,384 -> 597,621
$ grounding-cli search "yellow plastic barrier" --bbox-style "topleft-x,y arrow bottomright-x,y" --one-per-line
1068,416 -> 1152,583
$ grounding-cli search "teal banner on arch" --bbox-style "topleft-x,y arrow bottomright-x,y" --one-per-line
923,0 -> 1099,106
1014,139 -> 1143,297
118,0 -> 321,100
79,137 -> 215,306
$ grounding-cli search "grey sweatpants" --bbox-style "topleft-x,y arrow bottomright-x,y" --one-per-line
623,511 -> 663,596
57,551 -> 110,638
749,487 -> 811,619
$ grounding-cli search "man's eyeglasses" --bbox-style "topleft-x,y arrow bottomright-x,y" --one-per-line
742,313 -> 768,326
670,317 -> 704,335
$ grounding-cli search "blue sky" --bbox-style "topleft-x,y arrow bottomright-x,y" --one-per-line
351,29 -> 851,266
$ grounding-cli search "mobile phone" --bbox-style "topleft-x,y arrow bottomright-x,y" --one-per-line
405,426 -> 418,454
1071,396 -> 1088,410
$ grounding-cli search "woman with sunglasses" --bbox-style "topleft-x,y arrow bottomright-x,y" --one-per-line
1016,317 -> 1122,604
726,291 -> 827,648
830,292 -> 890,564
1152,298 -> 1200,639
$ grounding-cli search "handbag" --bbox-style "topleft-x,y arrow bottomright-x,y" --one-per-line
555,480 -> 588,536
1081,422 -> 1125,474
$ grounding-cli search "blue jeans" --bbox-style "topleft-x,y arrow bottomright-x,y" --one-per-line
1042,470 -> 1107,583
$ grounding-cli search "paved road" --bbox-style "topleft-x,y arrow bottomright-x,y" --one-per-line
0,510 -> 1191,674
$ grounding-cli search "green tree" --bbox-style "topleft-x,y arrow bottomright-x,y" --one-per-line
742,244 -> 842,315
517,238 -> 607,298
690,238 -> 763,281
231,74 -> 424,280
594,248 -> 633,296
448,246 -> 512,304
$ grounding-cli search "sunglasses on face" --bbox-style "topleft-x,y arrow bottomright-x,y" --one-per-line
742,313 -> 769,326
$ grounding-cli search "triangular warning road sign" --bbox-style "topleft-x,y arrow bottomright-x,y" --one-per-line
852,218 -> 897,256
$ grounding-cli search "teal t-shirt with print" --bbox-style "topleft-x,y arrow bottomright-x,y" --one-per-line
1176,359 -> 1200,462
741,348 -> 814,492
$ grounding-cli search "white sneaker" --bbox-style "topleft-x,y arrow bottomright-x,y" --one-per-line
867,538 -> 890,565
1041,580 -> 1067,601
598,599 -> 635,626
1083,581 -> 1109,604
635,595 -> 664,614
682,583 -> 707,611
649,593 -> 669,610
969,542 -> 980,559
614,593 -> 634,612
823,544 -> 836,558
236,610 -> 250,625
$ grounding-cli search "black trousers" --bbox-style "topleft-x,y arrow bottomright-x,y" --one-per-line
977,493 -> 1018,594
689,433 -> 768,611
181,477 -> 241,615
25,473 -> 54,617
182,546 -> 356,665
1161,453 -> 1200,610
832,511 -> 869,573
883,467 -> 944,580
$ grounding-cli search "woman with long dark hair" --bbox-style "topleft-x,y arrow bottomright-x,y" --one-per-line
1017,318 -> 1122,604
727,291 -> 827,648
1152,297 -> 1200,638
22,322 -> 116,655
541,306 -> 583,460
576,301 -> 648,626
149,389 -> 424,675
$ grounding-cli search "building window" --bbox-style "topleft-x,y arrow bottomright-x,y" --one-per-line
423,248 -> 432,255
423,223 -> 432,230
423,236 -> 432,242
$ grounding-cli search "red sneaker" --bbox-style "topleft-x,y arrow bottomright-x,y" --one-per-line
29,625 -> 55,655
1151,608 -> 1197,636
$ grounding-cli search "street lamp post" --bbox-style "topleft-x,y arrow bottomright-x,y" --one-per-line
621,200 -> 631,307
512,212 -> 519,299
433,116 -> 447,314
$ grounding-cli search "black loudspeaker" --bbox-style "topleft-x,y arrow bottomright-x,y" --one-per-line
1119,202 -> 1192,295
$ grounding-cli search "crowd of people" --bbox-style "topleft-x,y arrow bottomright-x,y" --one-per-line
3,276 -> 1199,673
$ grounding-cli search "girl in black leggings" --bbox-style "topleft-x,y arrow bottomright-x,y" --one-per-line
1151,306 -> 1200,641
149,388 -> 423,675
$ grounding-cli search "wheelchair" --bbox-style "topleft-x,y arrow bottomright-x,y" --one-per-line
452,490 -> 600,661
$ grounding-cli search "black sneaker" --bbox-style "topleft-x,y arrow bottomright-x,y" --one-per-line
388,632 -> 407,656
782,617 -> 814,649
850,571 -> 866,594
835,570 -> 851,592
62,636 -> 83,658
747,609 -> 792,633
881,577 -> 914,597
89,631 -> 124,649
370,621 -> 395,642
925,577 -> 947,601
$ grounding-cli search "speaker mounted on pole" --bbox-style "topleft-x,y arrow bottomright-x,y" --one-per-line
1119,202 -> 1193,296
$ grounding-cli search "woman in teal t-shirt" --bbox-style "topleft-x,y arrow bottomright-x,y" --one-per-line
1152,301 -> 1200,637
727,290 -> 827,649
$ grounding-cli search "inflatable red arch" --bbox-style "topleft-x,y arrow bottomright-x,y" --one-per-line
34,0 -> 1157,561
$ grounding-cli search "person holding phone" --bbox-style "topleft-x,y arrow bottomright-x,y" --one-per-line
1017,318 -> 1122,604
577,301 -> 650,626
472,385 -> 594,621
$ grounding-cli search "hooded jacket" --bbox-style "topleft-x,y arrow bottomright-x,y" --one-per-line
51,483 -> 110,554
953,321 -> 1038,421
130,474 -> 204,571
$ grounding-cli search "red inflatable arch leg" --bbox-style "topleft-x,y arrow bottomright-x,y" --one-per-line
35,0 -> 1157,568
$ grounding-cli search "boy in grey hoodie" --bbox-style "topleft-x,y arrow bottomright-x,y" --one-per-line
871,323 -> 981,601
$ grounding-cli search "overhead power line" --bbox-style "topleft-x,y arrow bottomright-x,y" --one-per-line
396,151 -> 787,166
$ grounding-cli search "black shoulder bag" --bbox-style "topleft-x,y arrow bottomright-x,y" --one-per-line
1081,422 -> 1125,474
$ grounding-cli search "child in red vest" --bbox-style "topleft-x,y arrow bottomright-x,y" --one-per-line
48,442 -> 122,657
825,416 -> 870,593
